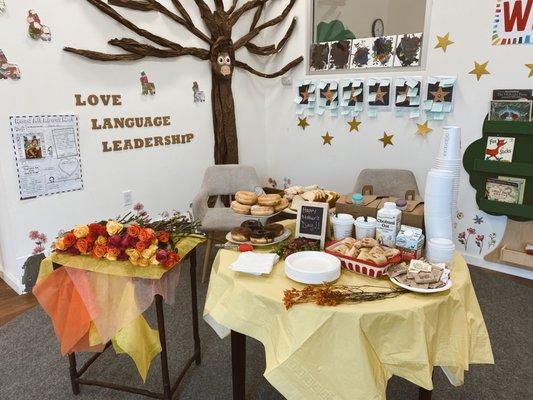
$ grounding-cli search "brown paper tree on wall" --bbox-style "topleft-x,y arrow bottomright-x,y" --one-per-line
64,0 -> 303,164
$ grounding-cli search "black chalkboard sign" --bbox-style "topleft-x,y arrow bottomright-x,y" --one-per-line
296,202 -> 329,248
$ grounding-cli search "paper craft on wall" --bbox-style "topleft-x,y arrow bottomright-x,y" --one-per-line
423,76 -> 456,120
322,132 -> 334,146
469,61 -> 490,81
318,81 -> 339,117
295,80 -> 316,116
370,36 -> 396,67
309,43 -> 330,71
416,121 -> 433,137
527,64 -> 533,78
394,77 -> 422,118
0,49 -> 21,80
10,115 -> 83,200
0,0 -> 6,13
435,33 -> 454,52
492,0 -> 532,45
367,78 -> 391,118
350,38 -> 372,69
394,33 -> 423,67
379,132 -> 394,148
27,10 -> 51,41
140,72 -> 155,96
328,40 -> 351,70
340,78 -> 364,118
297,117 -> 310,130
192,81 -> 205,103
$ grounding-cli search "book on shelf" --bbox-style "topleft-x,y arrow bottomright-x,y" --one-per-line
489,100 -> 532,122
492,89 -> 532,101
484,136 -> 515,162
485,178 -> 521,204
498,176 -> 526,205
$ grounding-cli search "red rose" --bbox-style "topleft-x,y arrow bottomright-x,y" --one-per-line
63,232 -> 77,248
157,231 -> 170,244
135,241 -> 148,252
127,224 -> 142,238
138,228 -> 155,243
163,251 -> 180,269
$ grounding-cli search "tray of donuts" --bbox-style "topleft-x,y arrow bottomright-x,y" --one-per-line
227,220 -> 292,247
231,191 -> 289,217
325,237 -> 402,278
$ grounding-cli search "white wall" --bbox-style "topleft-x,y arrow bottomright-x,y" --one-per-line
0,0 -> 270,292
264,0 -> 533,279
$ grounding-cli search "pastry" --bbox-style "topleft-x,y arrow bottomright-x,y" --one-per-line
325,191 -> 340,208
383,248 -> 401,259
346,246 -> 359,258
290,195 -> 305,211
231,200 -> 251,215
341,237 -> 357,246
264,223 -> 284,237
250,229 -> 275,244
274,197 -> 289,212
241,220 -> 262,230
370,253 -> 388,266
361,238 -> 379,248
231,227 -> 251,242
257,194 -> 282,207
302,189 -> 328,203
235,191 -> 258,206
369,246 -> 385,255
387,263 -> 408,278
251,205 -> 274,216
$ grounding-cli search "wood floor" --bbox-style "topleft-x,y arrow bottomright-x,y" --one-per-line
0,278 -> 38,327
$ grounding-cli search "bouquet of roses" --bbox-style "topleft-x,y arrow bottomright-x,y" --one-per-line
54,212 -> 201,269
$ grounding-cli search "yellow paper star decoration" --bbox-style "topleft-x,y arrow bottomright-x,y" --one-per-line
297,117 -> 310,130
416,121 -> 433,137
526,64 -> 533,78
348,118 -> 361,132
379,132 -> 394,148
322,132 -> 333,145
435,33 -> 454,52
469,61 -> 490,81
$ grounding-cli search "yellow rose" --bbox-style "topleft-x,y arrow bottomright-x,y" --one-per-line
55,238 -> 67,251
95,235 -> 107,246
141,245 -> 158,259
150,255 -> 159,265
106,220 -> 123,236
125,248 -> 140,261
129,257 -> 139,266
151,239 -> 159,246
73,225 -> 89,239
106,253 -> 118,261
138,257 -> 150,267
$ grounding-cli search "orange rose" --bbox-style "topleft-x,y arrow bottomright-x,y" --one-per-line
55,238 -> 67,251
163,251 -> 180,269
135,241 -> 148,252
95,235 -> 108,246
106,246 -> 121,261
127,224 -> 142,238
139,228 -> 155,243
63,232 -> 77,248
75,238 -> 89,254
92,244 -> 108,258
157,231 -> 170,244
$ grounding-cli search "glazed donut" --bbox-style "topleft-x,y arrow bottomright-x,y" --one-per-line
250,229 -> 275,244
264,223 -> 284,237
231,227 -> 251,242
257,194 -> 282,207
251,205 -> 274,216
241,219 -> 262,230
231,200 -> 251,215
235,191 -> 258,206
274,197 -> 289,213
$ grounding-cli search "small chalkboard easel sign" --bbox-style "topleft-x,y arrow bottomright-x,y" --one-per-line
296,201 -> 329,248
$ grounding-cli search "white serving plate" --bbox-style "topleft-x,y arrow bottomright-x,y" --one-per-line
284,251 -> 341,285
389,276 -> 452,294
225,228 -> 291,247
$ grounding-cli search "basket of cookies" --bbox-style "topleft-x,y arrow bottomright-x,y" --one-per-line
231,191 -> 289,217
325,237 -> 402,278
284,185 -> 340,214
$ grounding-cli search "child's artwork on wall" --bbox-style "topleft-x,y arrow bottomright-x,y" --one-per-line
140,72 -> 156,96
192,81 -> 205,103
394,33 -> 423,67
27,10 -> 51,41
295,79 -> 316,116
318,81 -> 339,117
492,0 -> 532,45
423,76 -> 456,120
394,77 -> 422,118
0,49 -> 21,80
328,40 -> 351,70
368,78 -> 391,117
370,36 -> 396,67
309,43 -> 330,71
349,39 -> 371,69
340,78 -> 364,118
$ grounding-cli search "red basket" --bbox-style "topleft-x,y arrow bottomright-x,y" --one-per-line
325,241 -> 402,278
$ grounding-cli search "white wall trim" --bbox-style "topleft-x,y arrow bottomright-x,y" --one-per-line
461,251 -> 533,280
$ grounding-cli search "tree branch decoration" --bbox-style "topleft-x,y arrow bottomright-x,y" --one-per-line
64,0 -> 303,164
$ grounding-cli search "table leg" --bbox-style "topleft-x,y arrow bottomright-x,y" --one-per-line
231,330 -> 246,400
189,249 -> 202,365
68,352 -> 81,395
418,387 -> 432,400
155,295 -> 172,400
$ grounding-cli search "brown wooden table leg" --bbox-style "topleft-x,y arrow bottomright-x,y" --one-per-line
231,330 -> 246,400
155,295 -> 172,400
418,386 -> 432,400
189,248 -> 202,365
68,352 -> 81,395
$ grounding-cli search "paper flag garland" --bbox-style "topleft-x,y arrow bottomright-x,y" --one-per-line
140,72 -> 156,95
416,122 -> 432,137
0,49 -> 21,80
322,132 -> 334,145
469,61 -> 490,81
340,78 -> 364,118
297,117 -> 310,130
527,64 -> 533,78
379,132 -> 394,147
318,80 -> 339,117
435,33 -> 454,52
394,77 -> 422,119
423,76 -> 456,120
295,79 -> 316,116
367,78 -> 391,118
27,10 -> 51,41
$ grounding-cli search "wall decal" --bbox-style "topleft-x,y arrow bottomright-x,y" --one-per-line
10,115 -> 83,200
295,79 -> 316,116
473,215 -> 485,224
340,78 -> 364,117
27,10 -> 51,41
348,117 -> 361,132
526,63 -> 533,77
394,77 -> 422,118
379,132 -> 394,148
318,81 -> 339,116
423,76 -> 456,120
140,71 -> 156,95
0,49 -> 21,80
394,33 -> 423,67
64,0 -> 302,165
469,61 -> 490,81
322,132 -> 333,145
193,81 -> 205,103
367,77 -> 391,117
434,33 -> 454,52
416,121 -> 432,137
297,117 -> 310,130
492,0 -> 532,45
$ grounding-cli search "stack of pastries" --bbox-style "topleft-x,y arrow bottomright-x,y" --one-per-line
231,191 -> 289,216
284,185 -> 340,210
327,237 -> 401,266
230,220 -> 286,245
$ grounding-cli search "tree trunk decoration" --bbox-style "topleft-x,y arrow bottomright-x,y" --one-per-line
64,0 -> 303,165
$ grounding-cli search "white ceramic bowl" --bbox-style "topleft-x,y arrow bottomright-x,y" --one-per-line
284,251 -> 341,285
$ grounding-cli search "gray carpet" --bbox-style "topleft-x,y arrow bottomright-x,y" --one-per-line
0,254 -> 532,400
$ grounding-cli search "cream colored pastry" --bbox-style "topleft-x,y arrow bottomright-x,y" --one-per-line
231,201 -> 251,215
290,195 -> 305,211
370,254 -> 388,265
274,197 -> 289,212
235,191 -> 258,205
369,246 -> 385,255
325,191 -> 340,208
346,246 -> 359,258
383,248 -> 401,259
303,185 -> 320,191
258,194 -> 282,207
361,238 -> 379,248
250,205 -> 274,216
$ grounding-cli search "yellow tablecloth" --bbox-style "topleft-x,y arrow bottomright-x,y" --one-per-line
203,249 -> 494,400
